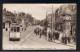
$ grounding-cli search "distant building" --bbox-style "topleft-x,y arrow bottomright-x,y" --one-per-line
3,8 -> 15,29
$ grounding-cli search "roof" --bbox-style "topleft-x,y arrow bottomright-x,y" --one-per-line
10,23 -> 20,27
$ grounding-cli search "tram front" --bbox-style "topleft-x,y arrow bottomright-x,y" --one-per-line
9,23 -> 21,41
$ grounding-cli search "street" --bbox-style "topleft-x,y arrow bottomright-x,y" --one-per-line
3,25 -> 76,50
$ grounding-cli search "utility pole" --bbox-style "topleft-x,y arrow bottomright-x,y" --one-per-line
46,9 -> 49,41
46,10 -> 47,27
51,5 -> 55,42
45,10 -> 47,32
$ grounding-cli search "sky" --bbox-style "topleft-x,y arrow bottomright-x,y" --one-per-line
3,4 -> 64,20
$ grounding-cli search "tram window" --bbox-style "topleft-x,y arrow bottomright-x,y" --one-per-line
11,27 -> 13,31
14,27 -> 16,32
17,27 -> 20,32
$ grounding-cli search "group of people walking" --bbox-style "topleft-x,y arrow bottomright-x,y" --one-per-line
34,26 -> 75,44
34,26 -> 60,43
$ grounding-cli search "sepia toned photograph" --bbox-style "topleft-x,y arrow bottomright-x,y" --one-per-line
3,3 -> 76,50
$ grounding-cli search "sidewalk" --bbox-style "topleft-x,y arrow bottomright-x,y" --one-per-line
52,39 -> 76,49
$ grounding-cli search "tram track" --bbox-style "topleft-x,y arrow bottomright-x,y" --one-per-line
19,26 -> 36,44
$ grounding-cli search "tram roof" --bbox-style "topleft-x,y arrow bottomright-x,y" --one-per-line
10,23 -> 20,27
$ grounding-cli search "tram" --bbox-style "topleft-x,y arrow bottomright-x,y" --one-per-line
9,23 -> 21,41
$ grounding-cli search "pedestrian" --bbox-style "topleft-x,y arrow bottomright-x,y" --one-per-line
6,28 -> 7,31
55,32 -> 59,40
65,30 -> 71,44
61,32 -> 67,44
38,28 -> 40,35
37,28 -> 39,35
46,28 -> 49,41
57,32 -> 59,40
49,30 -> 52,42
53,31 -> 56,42
34,28 -> 37,35
47,27 -> 52,42
39,28 -> 42,38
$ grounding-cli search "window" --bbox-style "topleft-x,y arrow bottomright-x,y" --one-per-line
17,27 -> 20,32
11,27 -> 13,32
14,27 -> 16,32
